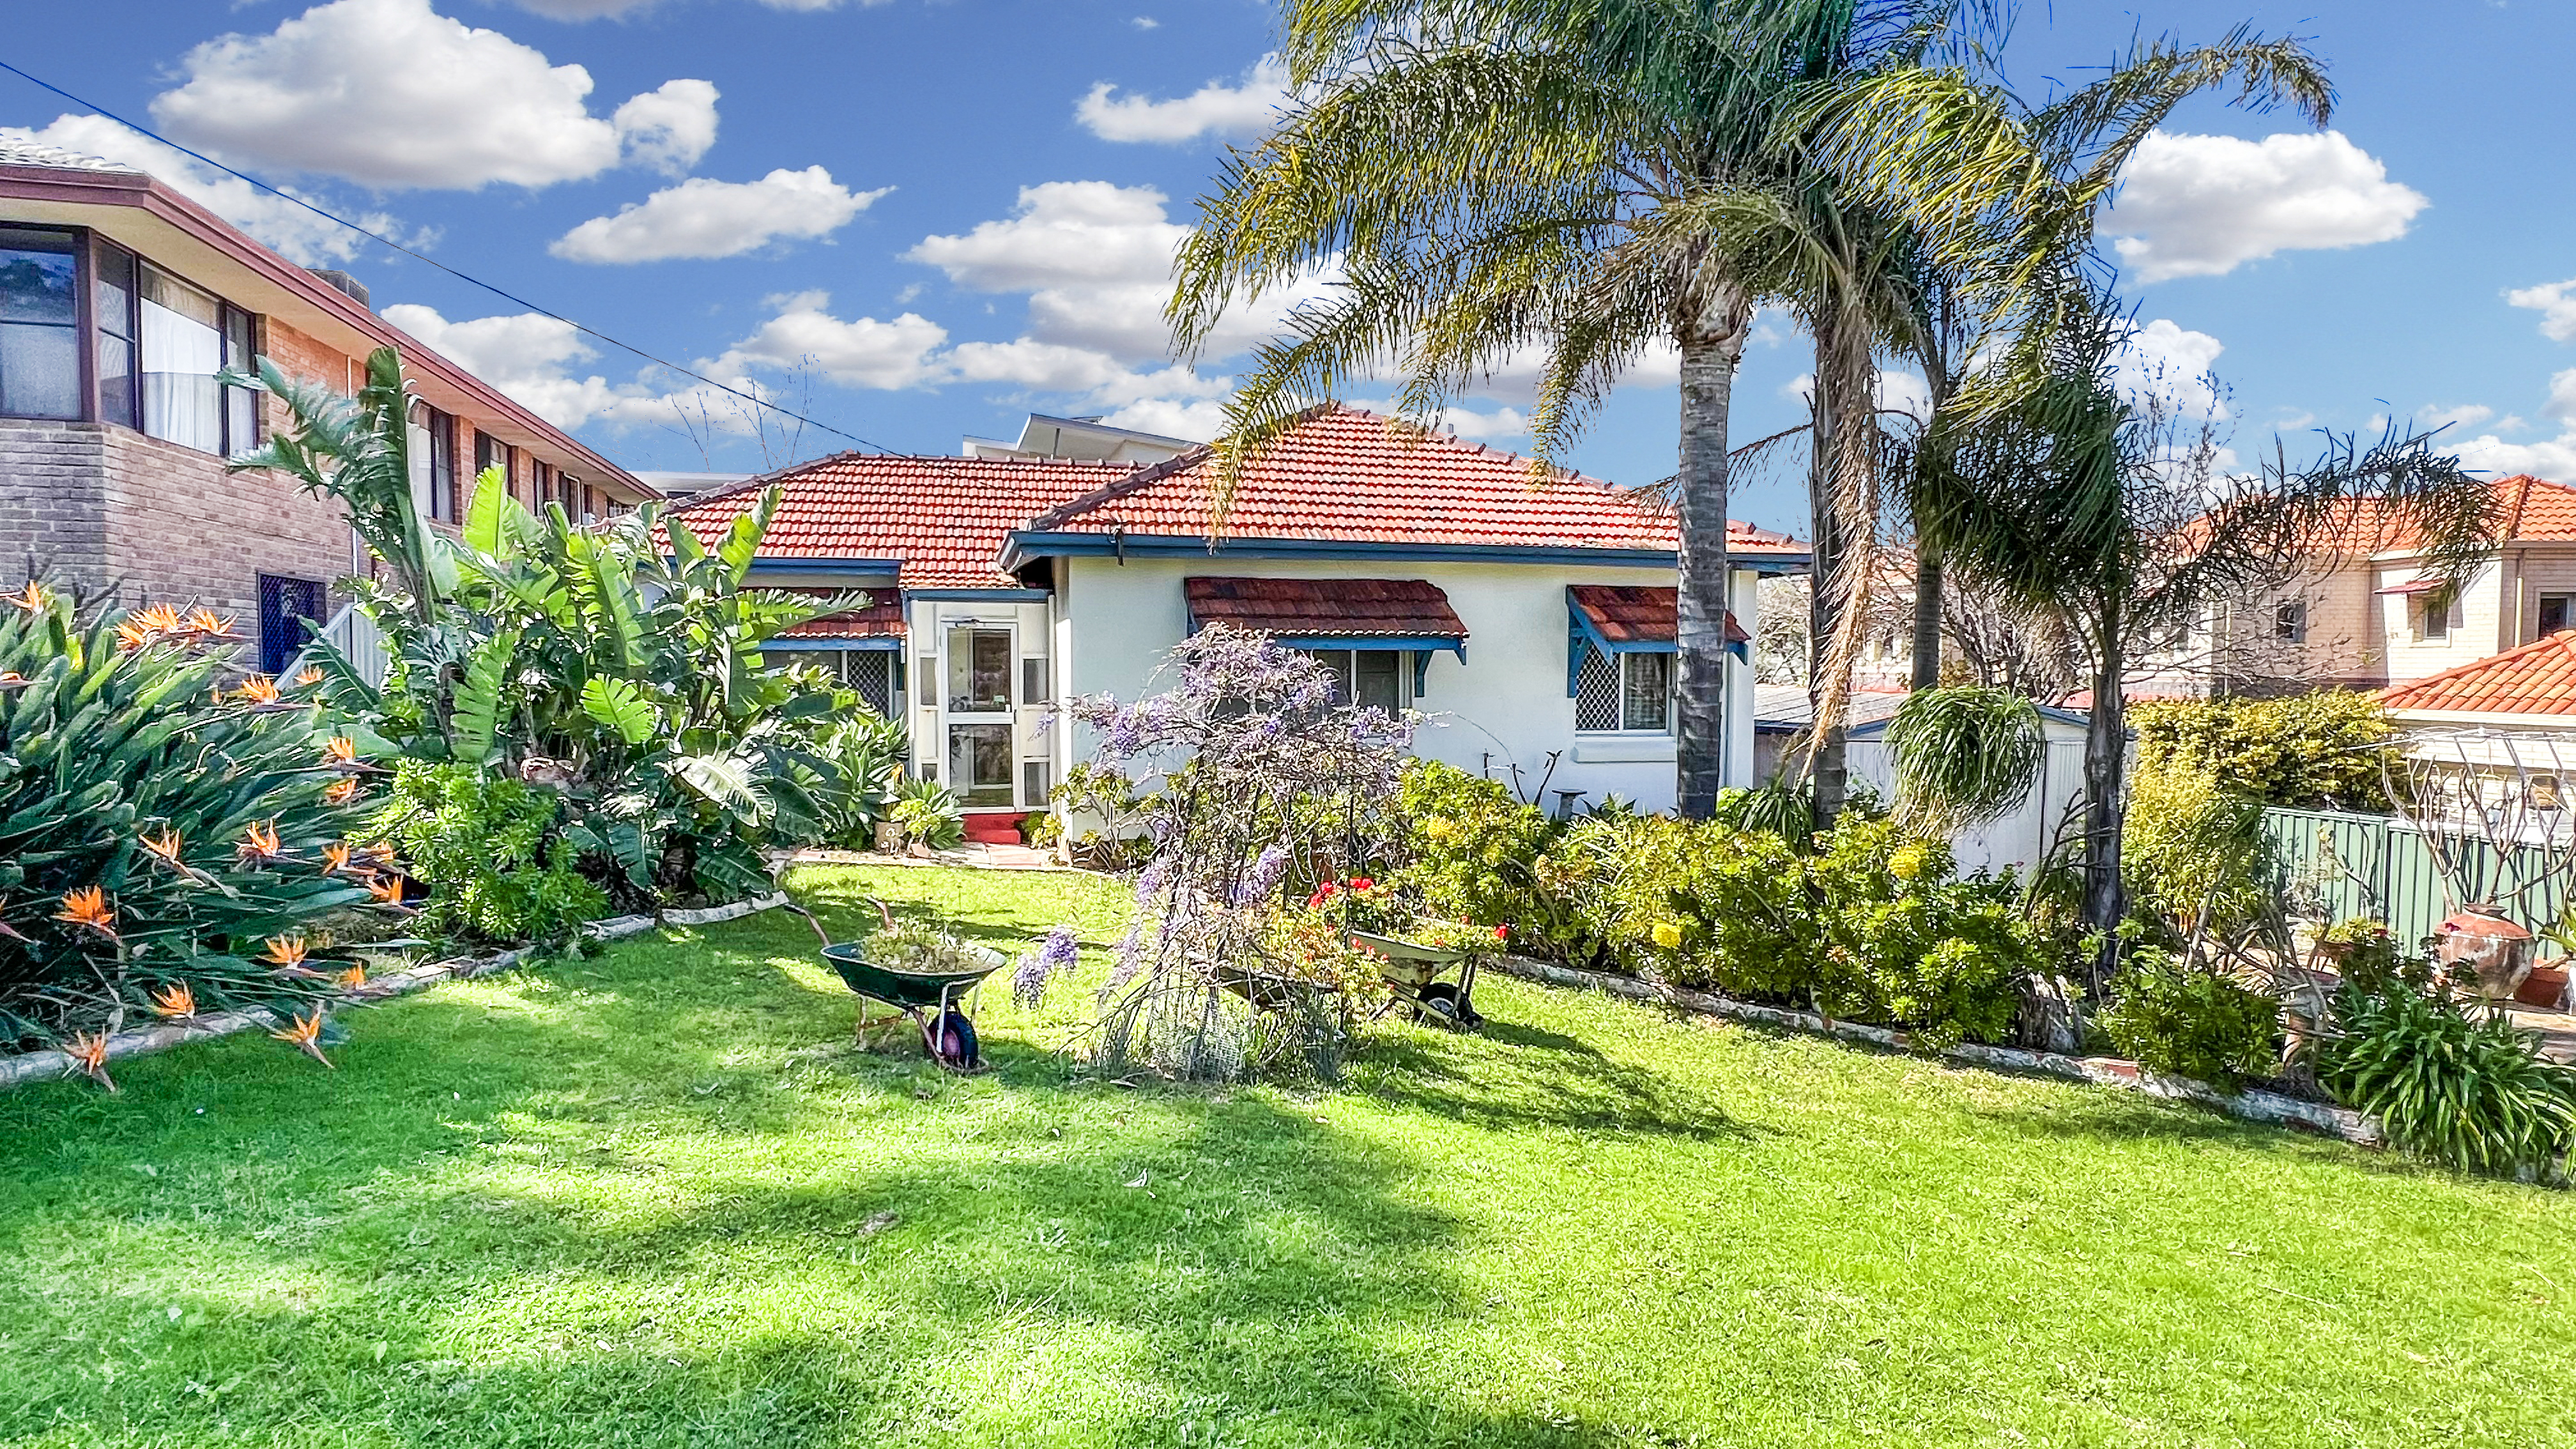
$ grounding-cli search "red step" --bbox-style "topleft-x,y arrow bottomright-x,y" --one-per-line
962,811 -> 1027,845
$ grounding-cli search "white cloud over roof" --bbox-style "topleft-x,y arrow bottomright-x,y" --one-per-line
2105,129 -> 2426,284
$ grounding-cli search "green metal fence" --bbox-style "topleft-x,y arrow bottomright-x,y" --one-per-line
2263,806 -> 2569,946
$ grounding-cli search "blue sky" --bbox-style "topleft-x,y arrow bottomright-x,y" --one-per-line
6,0 -> 2572,532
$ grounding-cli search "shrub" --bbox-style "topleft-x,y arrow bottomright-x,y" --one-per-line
2130,691 -> 2395,812
892,777 -> 966,850
1389,761 -> 1600,961
364,762 -> 605,946
2122,760 -> 2271,935
0,587 -> 376,1046
2097,949 -> 2283,1089
2318,983 -> 2576,1178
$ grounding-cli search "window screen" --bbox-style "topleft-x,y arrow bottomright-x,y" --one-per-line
1621,652 -> 1673,732
93,241 -> 137,428
256,574 -> 326,677
1574,647 -> 1620,731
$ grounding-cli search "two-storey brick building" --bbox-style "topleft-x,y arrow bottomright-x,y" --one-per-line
0,139 -> 648,673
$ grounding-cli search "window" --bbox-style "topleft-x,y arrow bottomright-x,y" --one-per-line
1024,760 -> 1051,809
532,461 -> 555,515
1304,648 -> 1403,714
2542,594 -> 2576,637
413,404 -> 457,523
93,241 -> 137,427
1021,655 -> 1050,705
763,648 -> 899,716
1575,647 -> 1673,732
474,430 -> 509,507
2275,599 -> 2307,643
139,264 -> 257,455
946,723 -> 1014,807
946,626 -> 1013,714
0,227 -> 80,420
256,574 -> 325,677
2422,588 -> 2452,640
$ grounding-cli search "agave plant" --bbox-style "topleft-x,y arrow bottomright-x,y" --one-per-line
0,585 -> 377,1044
231,345 -> 866,907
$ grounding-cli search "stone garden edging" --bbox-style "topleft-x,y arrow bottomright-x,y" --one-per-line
0,894 -> 794,1094
1489,954 -> 2383,1148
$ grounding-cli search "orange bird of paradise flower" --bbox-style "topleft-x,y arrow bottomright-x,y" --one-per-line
6,581 -> 50,615
366,875 -> 407,906
323,778 -> 361,806
236,820 -> 284,868
139,825 -> 185,864
261,935 -> 309,969
323,737 -> 358,767
0,670 -> 25,690
270,1011 -> 334,1068
114,618 -> 155,652
183,608 -> 236,638
54,887 -> 118,942
65,1031 -> 116,1091
319,841 -> 353,876
149,981 -> 199,1020
333,965 -> 367,990
295,666 -> 325,687
233,675 -> 282,706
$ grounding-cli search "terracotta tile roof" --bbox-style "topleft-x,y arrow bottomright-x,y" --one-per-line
1567,584 -> 1749,647
2381,632 -> 2576,717
1184,577 -> 1468,640
776,595 -> 905,641
661,454 -> 1135,588
1022,405 -> 1807,558
2293,474 -> 2576,555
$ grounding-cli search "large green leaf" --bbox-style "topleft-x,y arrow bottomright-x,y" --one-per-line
449,627 -> 520,765
670,750 -> 772,825
580,676 -> 659,746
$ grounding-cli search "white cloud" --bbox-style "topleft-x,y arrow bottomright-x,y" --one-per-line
1777,367 -> 1937,422
2104,129 -> 2427,284
2112,318 -> 2228,419
2419,402 -> 2496,431
609,79 -> 720,176
1076,56 -> 1288,143
2508,279 -> 2576,342
1131,16 -> 1161,31
1100,396 -> 1227,441
382,303 -> 622,428
0,114 -> 412,267
149,0 -> 717,190
904,181 -> 1342,364
551,167 -> 886,263
710,291 -> 950,390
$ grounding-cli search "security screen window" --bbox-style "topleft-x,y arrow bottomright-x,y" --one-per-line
1575,648 -> 1674,732
946,723 -> 1014,807
946,627 -> 1013,714
1304,648 -> 1402,714
0,227 -> 80,421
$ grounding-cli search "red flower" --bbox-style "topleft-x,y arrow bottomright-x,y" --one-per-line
1494,924 -> 1510,940
1350,877 -> 1375,892
1307,883 -> 1339,909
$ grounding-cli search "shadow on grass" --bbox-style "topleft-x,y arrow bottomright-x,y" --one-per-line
1346,1011 -> 1760,1145
0,906 -> 1643,1448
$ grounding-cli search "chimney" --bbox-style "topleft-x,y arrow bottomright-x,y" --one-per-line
305,267 -> 371,310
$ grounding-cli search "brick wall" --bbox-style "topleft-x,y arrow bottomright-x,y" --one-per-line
0,422 -> 114,602
99,426 -> 350,623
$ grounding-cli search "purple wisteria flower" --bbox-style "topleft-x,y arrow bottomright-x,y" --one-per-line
1013,923 -> 1081,1008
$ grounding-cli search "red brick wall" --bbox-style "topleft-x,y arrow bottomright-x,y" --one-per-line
100,424 -> 350,623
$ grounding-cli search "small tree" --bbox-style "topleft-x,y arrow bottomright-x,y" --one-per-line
1068,627 -> 1414,1081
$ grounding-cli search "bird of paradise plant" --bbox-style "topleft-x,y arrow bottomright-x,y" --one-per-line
149,981 -> 199,1021
54,887 -> 119,944
65,1031 -> 115,1091
269,1011 -> 334,1068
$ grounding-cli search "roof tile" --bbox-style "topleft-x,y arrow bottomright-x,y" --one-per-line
1184,576 -> 1468,640
2382,631 -> 2576,716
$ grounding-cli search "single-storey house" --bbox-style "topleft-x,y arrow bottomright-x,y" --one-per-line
664,406 -> 1811,831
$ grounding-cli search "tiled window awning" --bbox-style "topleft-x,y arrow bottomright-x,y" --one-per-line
775,595 -> 906,649
1183,576 -> 1468,659
2375,576 -> 2447,596
1566,585 -> 1747,695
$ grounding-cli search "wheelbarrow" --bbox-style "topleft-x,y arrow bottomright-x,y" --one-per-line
791,898 -> 1004,1071
1349,930 -> 1484,1030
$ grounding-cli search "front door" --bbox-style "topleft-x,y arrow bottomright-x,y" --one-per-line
943,624 -> 1016,807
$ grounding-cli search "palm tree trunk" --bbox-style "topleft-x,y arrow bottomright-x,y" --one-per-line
1807,447 -> 1848,823
1804,309 -> 1879,829
2080,597 -> 2128,990
1910,544 -> 1944,689
1675,281 -> 1754,818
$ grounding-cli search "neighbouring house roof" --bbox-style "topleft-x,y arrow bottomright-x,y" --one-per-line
776,595 -> 905,641
1754,684 -> 2089,734
2381,632 -> 2576,719
2283,474 -> 2576,556
1006,405 -> 1811,567
1183,576 -> 1468,642
1566,584 -> 1748,648
661,454 -> 1137,588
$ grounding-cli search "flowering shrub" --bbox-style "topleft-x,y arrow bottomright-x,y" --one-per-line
1388,760 -> 1604,965
1068,626 -> 1414,1080
1305,875 -> 1411,936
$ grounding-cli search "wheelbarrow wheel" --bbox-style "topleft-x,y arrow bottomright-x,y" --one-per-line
1413,982 -> 1472,1030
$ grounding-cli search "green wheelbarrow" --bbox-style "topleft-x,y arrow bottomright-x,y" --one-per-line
792,898 -> 1004,1071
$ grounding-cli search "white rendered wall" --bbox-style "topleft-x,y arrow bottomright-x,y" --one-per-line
1058,555 -> 1768,814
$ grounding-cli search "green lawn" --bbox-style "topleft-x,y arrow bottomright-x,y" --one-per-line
2,863 -> 2570,1448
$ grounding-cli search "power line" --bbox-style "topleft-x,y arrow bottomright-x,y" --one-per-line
0,57 -> 897,456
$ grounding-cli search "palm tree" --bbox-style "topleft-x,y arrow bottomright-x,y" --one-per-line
1170,0 -> 1982,816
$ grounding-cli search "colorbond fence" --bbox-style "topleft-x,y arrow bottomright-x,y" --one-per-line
2262,806 -> 2570,944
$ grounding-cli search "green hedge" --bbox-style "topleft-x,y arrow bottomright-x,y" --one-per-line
2129,691 -> 2395,813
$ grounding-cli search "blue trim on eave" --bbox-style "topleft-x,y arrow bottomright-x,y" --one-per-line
1004,528 -> 1811,575
762,637 -> 903,652
743,556 -> 908,573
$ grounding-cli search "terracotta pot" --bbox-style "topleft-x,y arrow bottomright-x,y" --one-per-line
2434,907 -> 2536,1001
2516,960 -> 2571,1011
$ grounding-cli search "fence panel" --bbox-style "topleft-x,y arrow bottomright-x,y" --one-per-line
2263,804 -> 2570,944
